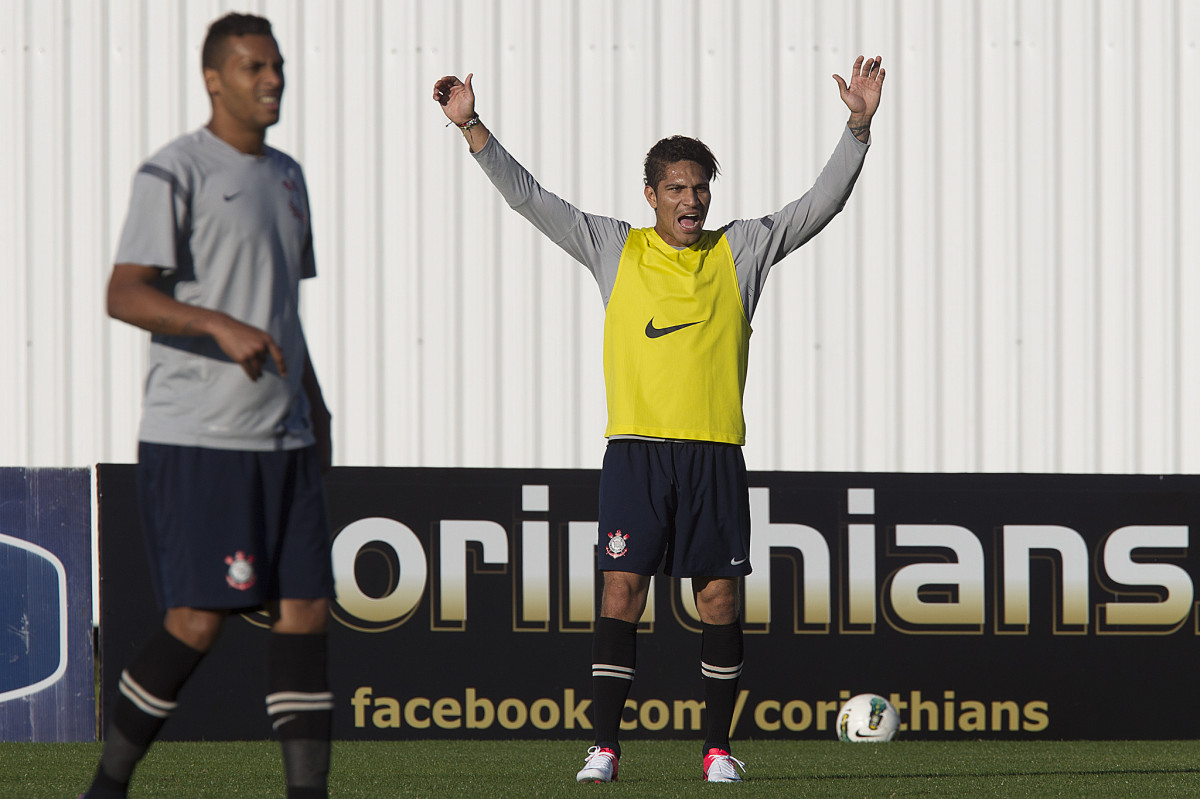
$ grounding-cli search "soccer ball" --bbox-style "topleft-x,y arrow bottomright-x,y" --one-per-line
837,693 -> 899,742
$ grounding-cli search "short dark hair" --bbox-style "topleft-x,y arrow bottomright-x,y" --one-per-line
201,12 -> 274,71
643,136 -> 720,189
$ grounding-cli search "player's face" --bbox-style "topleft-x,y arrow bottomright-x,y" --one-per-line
645,160 -> 711,248
205,34 -> 285,134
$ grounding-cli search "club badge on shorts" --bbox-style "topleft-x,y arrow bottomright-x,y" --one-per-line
605,530 -> 630,559
224,550 -> 257,591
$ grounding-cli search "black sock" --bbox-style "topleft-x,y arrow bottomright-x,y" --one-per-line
700,620 -> 743,753
590,616 -> 638,758
267,632 -> 332,799
87,628 -> 206,797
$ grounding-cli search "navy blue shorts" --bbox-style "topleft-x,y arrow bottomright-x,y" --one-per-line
597,440 -> 751,578
136,443 -> 335,611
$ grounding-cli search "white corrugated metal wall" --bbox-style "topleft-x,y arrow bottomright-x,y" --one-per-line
2,0 -> 1196,473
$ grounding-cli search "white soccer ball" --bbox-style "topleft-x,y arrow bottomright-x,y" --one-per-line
836,693 -> 900,742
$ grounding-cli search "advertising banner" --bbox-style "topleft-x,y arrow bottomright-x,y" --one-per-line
0,468 -> 95,742
97,466 -> 1200,741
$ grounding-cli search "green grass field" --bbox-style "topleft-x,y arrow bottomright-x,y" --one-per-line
4,739 -> 1200,798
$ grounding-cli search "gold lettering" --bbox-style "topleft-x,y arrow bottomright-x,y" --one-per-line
465,687 -> 494,729
620,699 -> 638,731
498,698 -> 527,729
531,698 -> 560,730
782,700 -> 812,731
404,697 -> 431,729
816,700 -> 840,731
639,699 -> 670,731
754,700 -> 781,732
958,700 -> 987,731
433,697 -> 461,729
372,697 -> 401,728
1023,701 -> 1050,732
991,700 -> 1020,731
909,691 -> 938,732
674,699 -> 704,731
563,689 -> 591,729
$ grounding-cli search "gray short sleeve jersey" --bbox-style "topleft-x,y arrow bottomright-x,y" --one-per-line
114,127 -> 317,451
471,126 -> 869,321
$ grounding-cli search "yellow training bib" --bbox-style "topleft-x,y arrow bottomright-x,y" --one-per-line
603,227 -> 752,444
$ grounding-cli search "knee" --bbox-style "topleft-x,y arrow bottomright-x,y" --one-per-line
695,582 -> 741,626
164,608 -> 225,652
272,598 -> 330,634
698,599 -> 739,626
600,575 -> 650,622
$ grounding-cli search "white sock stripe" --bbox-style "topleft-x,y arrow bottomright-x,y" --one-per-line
120,671 -> 178,711
701,661 -> 743,680
700,661 -> 743,674
267,700 -> 335,716
592,663 -> 635,676
266,691 -> 335,715
265,691 -> 335,706
592,657 -> 638,671
118,682 -> 173,718
118,670 -> 177,716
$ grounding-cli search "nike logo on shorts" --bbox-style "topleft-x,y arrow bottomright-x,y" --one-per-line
223,191 -> 241,201
730,557 -> 747,566
645,318 -> 705,338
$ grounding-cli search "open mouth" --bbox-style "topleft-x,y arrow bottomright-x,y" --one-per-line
678,214 -> 701,233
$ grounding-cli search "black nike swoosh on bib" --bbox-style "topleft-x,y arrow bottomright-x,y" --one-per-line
645,318 -> 705,338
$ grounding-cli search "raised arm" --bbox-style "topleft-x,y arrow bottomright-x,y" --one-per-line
433,73 -> 491,153
108,262 -> 286,382
430,72 -> 630,302
727,55 -> 885,321
832,55 -> 885,143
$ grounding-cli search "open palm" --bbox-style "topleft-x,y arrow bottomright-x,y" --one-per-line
833,55 -> 885,118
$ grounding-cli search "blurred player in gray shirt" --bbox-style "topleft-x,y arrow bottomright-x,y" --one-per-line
83,13 -> 334,799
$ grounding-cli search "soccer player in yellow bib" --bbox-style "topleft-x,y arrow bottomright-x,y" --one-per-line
435,55 -> 884,784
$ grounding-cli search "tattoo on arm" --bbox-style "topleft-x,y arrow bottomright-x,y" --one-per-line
150,314 -> 190,335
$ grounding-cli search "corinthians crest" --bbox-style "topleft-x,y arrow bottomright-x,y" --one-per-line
605,530 -> 630,559
224,550 -> 257,591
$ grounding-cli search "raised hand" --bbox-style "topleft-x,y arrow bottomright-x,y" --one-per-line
433,73 -> 477,126
833,55 -> 885,119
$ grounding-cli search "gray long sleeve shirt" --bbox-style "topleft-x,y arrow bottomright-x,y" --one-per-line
471,125 -> 870,323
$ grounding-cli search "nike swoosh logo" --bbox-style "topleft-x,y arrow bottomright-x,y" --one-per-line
645,318 -> 704,338
223,191 -> 241,201
730,557 -> 747,566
